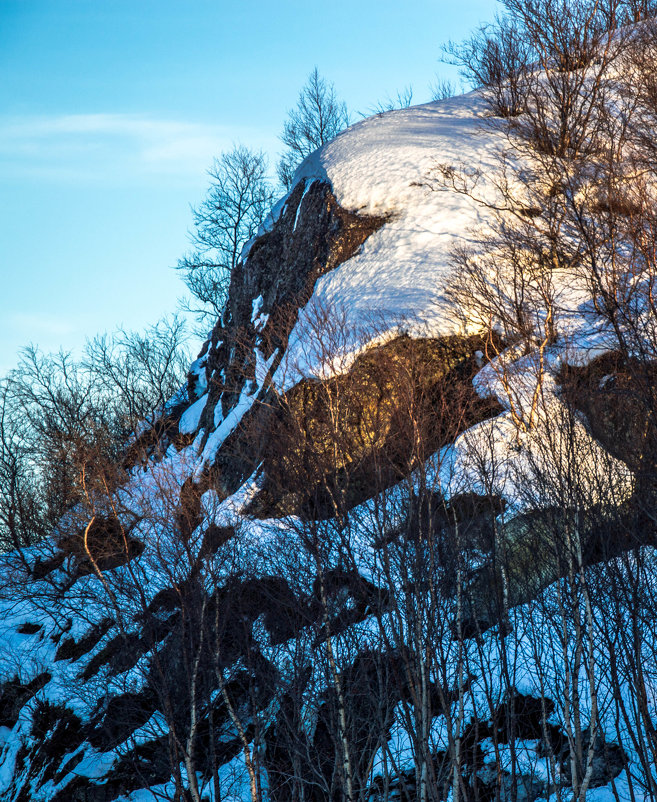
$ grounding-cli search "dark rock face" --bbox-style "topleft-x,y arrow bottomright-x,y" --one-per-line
188,179 -> 388,499
455,501 -> 657,633
87,689 -> 158,751
32,515 -> 144,583
373,482 -> 656,635
197,180 -> 388,413
55,618 -> 114,662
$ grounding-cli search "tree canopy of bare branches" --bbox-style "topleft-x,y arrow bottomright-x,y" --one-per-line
277,67 -> 350,190
177,145 -> 274,329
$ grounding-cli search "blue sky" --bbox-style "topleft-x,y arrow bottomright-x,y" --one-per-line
0,0 -> 499,373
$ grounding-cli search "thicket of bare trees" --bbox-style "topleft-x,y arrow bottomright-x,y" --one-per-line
0,317 -> 189,551
430,0 -> 657,799
18,295 -> 654,801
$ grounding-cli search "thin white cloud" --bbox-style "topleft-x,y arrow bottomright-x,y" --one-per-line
0,113 -> 278,183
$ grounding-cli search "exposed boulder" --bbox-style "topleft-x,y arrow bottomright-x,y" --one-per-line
0,673 -> 51,729
55,617 -> 114,662
461,501 -> 657,632
559,351 -> 657,478
32,515 -> 144,582
249,334 -> 501,518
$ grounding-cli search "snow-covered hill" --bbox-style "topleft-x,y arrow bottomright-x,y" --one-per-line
0,82 -> 655,802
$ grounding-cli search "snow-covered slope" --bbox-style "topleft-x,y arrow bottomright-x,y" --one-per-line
291,94 -> 502,334
0,87 -> 654,801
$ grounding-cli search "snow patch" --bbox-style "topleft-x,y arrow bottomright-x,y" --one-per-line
179,392 -> 208,434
